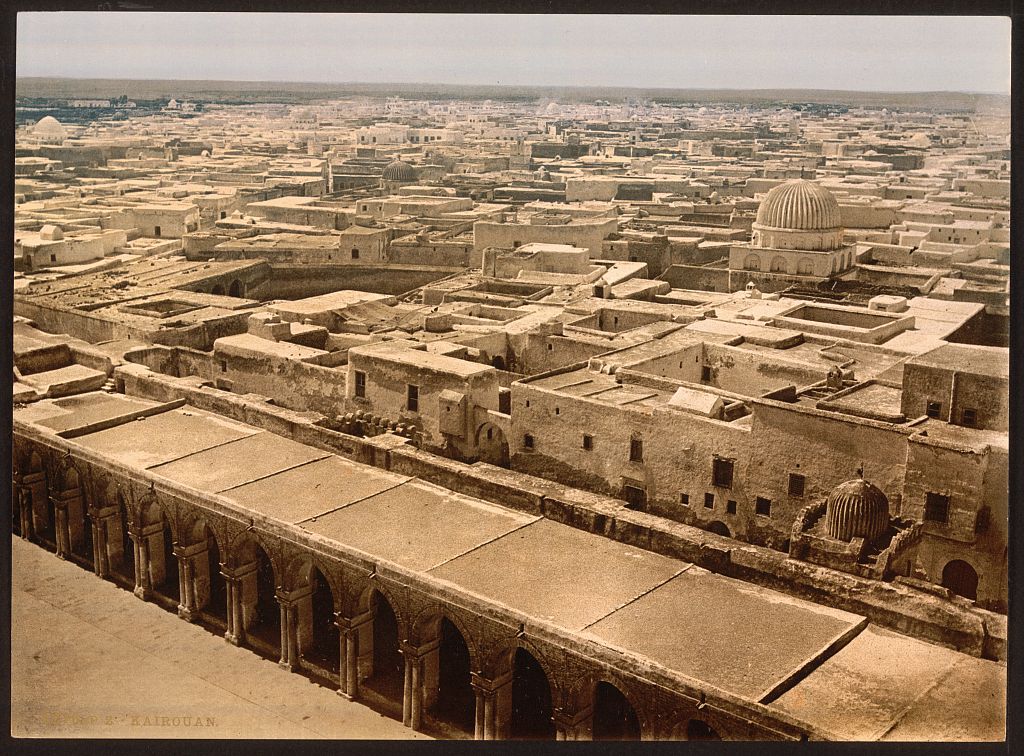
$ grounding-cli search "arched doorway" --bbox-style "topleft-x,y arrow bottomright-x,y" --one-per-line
203,533 -> 227,625
365,591 -> 404,706
942,559 -> 979,601
248,544 -> 280,653
151,515 -> 180,606
491,355 -> 506,370
110,493 -> 135,584
510,648 -> 555,740
228,279 -> 244,297
684,719 -> 721,740
304,567 -> 339,674
432,617 -> 475,735
707,521 -> 731,538
27,453 -> 53,547
476,423 -> 510,468
770,256 -> 787,273
744,254 -> 761,271
67,473 -> 93,566
592,681 -> 640,740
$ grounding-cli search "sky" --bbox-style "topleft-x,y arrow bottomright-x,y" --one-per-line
16,13 -> 1012,94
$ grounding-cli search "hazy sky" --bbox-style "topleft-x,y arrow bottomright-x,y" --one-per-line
16,13 -> 1012,93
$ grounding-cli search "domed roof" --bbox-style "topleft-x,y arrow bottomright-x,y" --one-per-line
382,160 -> 416,182
755,180 -> 841,231
824,477 -> 890,543
33,116 -> 66,137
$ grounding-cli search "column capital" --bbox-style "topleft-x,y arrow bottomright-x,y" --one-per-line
276,585 -> 312,605
334,610 -> 372,631
399,637 -> 440,659
221,561 -> 256,581
471,670 -> 512,694
553,704 -> 593,730
173,541 -> 207,560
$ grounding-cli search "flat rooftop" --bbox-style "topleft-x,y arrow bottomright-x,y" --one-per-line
13,393 -> 1006,735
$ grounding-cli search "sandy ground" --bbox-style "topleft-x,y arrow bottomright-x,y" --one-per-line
10,536 -> 429,739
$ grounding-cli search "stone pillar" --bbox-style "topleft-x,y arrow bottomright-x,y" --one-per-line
51,494 -> 69,559
398,639 -> 439,732
135,523 -> 162,597
336,612 -> 371,701
91,510 -> 115,578
131,528 -> 151,599
174,543 -> 203,621
16,486 -> 34,542
276,589 -> 307,671
222,564 -> 252,646
471,671 -> 512,741
402,649 -> 414,727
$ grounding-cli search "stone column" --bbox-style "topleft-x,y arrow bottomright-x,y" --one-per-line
471,671 -> 512,741
131,527 -> 151,599
174,543 -> 202,622
336,612 -> 370,700
51,495 -> 69,559
402,648 -> 414,727
222,564 -> 251,646
276,589 -> 306,671
17,486 -> 34,542
90,512 -> 111,578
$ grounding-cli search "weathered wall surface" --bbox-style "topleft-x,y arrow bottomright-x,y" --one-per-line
262,264 -> 459,299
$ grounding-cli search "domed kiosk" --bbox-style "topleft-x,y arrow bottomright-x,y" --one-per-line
789,472 -> 922,580
730,179 -> 854,283
824,477 -> 890,543
381,159 -> 417,188
33,115 -> 67,145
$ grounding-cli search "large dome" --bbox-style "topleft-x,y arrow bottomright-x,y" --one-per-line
755,180 -> 841,231
33,115 -> 67,139
824,478 -> 890,543
381,160 -> 417,183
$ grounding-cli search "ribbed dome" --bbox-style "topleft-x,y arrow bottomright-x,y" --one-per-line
756,180 -> 841,231
33,116 -> 67,138
382,160 -> 416,182
824,478 -> 890,543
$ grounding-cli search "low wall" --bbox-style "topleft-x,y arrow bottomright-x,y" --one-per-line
113,364 -> 1006,661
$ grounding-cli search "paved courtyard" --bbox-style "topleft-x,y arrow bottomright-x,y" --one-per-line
10,536 -> 428,739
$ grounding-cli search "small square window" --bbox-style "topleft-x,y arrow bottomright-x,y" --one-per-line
582,434 -> 593,451
547,343 -> 554,351
701,365 -> 712,382
704,492 -> 715,509
407,384 -> 419,412
50,254 -> 57,262
726,499 -> 737,515
755,497 -> 772,517
788,473 -> 806,497
961,408 -> 977,427
354,370 -> 366,398
680,493 -> 690,507
712,457 -> 734,489
219,359 -> 228,373
925,492 -> 950,524
926,401 -> 942,419
629,437 -> 643,463
523,433 -> 534,450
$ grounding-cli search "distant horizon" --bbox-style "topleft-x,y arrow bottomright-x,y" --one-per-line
14,75 -> 1011,97
16,14 -> 1011,94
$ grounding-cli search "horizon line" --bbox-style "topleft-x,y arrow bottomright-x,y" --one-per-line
15,76 -> 1010,98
